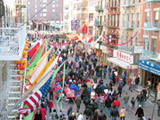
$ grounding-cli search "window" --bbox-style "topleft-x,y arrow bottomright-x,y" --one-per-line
133,0 -> 135,4
117,15 -> 119,26
135,38 -> 138,45
52,9 -> 55,12
152,39 -> 157,54
52,13 -> 55,17
137,13 -> 140,27
127,14 -> 129,26
145,12 -> 149,23
114,15 -> 116,26
154,11 -> 159,27
35,5 -> 37,8
144,38 -> 149,51
122,14 -> 125,26
52,5 -> 55,8
132,13 -> 134,27
43,9 -> 47,12
139,0 -> 141,3
35,9 -> 37,12
122,34 -> 124,44
43,13 -> 47,16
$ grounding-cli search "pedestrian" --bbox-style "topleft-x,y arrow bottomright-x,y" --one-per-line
147,81 -> 152,98
131,97 -> 135,109
40,103 -> 46,120
135,75 -> 140,88
118,83 -> 123,97
84,106 -> 92,119
120,106 -> 126,120
67,106 -> 73,116
123,92 -> 130,110
34,109 -> 42,120
136,92 -> 141,106
157,99 -> 160,116
111,106 -> 119,120
103,65 -> 107,79
105,94 -> 112,117
142,87 -> 147,101
99,110 -> 107,120
51,109 -> 59,120
77,113 -> 84,120
135,105 -> 144,120
48,100 -> 53,113
75,95 -> 81,112
112,97 -> 120,110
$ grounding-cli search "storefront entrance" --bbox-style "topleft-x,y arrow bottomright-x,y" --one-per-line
144,70 -> 160,91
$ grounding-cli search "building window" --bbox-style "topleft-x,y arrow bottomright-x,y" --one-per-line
117,15 -> 119,26
127,14 -> 129,27
104,15 -> 106,23
121,34 -> 124,44
52,9 -> 55,12
137,13 -> 140,27
132,13 -> 134,27
152,39 -> 157,54
133,0 -> 135,4
145,12 -> 149,23
52,13 -> 55,17
154,11 -> 159,27
43,9 -> 47,12
139,0 -> 141,3
114,15 -> 116,26
144,38 -> 149,51
135,38 -> 138,45
123,14 -> 125,26
126,34 -> 128,47
43,13 -> 47,16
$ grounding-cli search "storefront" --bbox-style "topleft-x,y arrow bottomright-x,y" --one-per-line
107,49 -> 139,80
138,60 -> 160,91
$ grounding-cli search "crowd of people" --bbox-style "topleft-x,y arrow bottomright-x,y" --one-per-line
29,35 -> 159,120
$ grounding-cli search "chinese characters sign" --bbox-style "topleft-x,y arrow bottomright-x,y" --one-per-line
113,50 -> 134,64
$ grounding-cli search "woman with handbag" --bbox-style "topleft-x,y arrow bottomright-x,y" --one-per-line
120,106 -> 126,120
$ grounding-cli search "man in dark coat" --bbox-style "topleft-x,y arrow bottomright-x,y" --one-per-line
105,95 -> 112,117
135,105 -> 144,119
111,106 -> 119,120
75,95 -> 81,112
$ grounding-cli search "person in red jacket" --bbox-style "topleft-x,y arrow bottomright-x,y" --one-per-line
48,100 -> 53,113
40,103 -> 46,120
112,97 -> 120,110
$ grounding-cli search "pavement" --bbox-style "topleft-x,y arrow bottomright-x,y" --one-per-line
45,48 -> 160,120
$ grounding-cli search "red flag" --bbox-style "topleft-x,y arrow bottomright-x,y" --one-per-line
28,42 -> 40,58
82,24 -> 88,34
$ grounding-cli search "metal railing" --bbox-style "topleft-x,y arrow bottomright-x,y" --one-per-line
146,0 -> 160,2
121,22 -> 134,29
95,21 -> 103,27
144,22 -> 160,31
0,25 -> 26,60
142,49 -> 160,61
95,6 -> 103,12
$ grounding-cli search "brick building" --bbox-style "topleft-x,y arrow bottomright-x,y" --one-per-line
27,0 -> 63,31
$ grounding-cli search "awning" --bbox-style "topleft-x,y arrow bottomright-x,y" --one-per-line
107,57 -> 138,69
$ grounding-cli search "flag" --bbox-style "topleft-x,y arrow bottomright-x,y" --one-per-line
19,75 -> 52,116
28,42 -> 40,58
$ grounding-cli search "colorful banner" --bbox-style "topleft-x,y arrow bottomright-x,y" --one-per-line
48,39 -> 74,46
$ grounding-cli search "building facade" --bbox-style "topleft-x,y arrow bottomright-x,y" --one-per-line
138,0 -> 160,93
27,0 -> 63,31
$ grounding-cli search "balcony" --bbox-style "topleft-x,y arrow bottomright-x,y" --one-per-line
121,2 -> 135,7
142,50 -> 160,62
121,23 -> 134,30
95,6 -> 103,12
146,0 -> 160,2
0,25 -> 26,60
144,22 -> 160,31
95,21 -> 103,28
15,0 -> 26,8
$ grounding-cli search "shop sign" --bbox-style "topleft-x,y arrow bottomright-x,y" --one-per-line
113,50 -> 134,64
138,60 -> 160,76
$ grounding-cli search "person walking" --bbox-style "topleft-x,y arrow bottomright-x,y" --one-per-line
75,95 -> 81,112
40,103 -> 46,120
77,113 -> 84,120
123,92 -> 130,110
131,97 -> 135,109
111,106 -> 119,120
112,97 -> 120,110
120,106 -> 126,120
99,110 -> 107,120
34,109 -> 42,120
135,105 -> 144,120
105,95 -> 112,117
